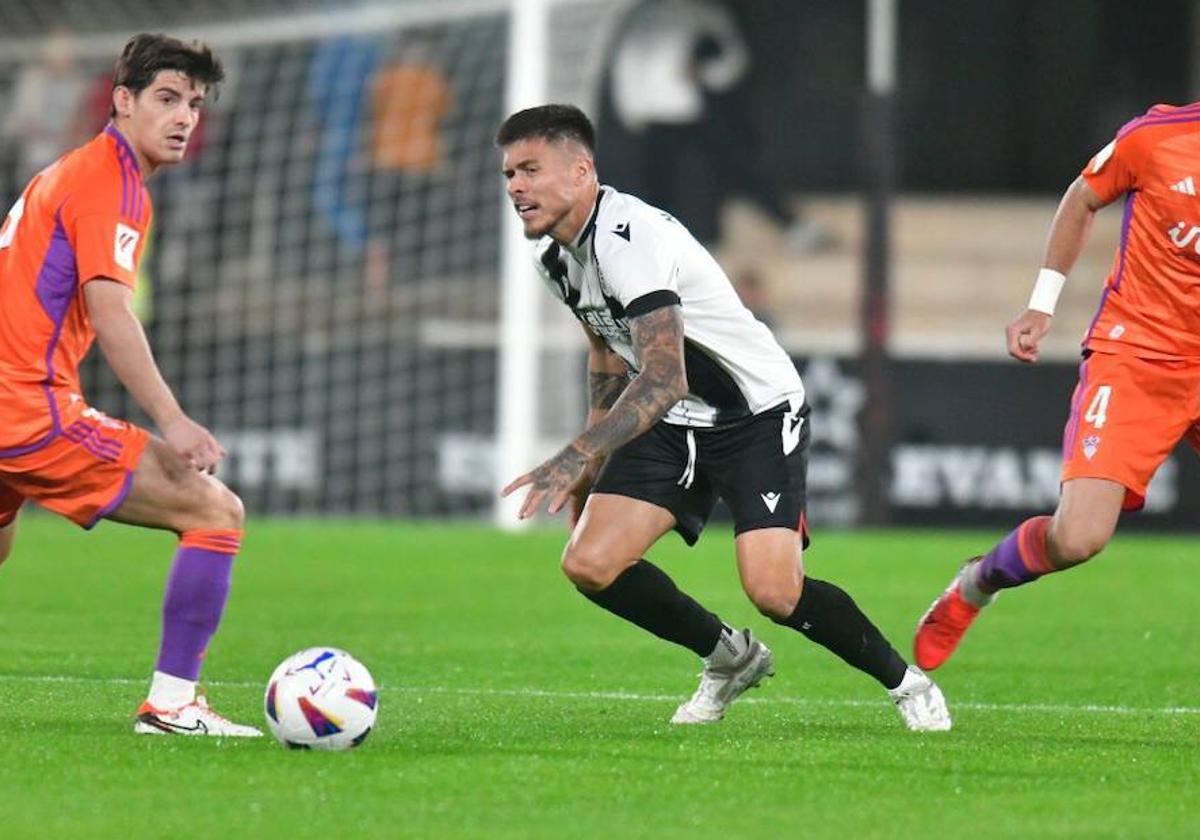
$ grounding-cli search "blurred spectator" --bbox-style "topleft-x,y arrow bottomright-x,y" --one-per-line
2,30 -> 90,183
366,30 -> 454,287
370,32 -> 451,175
600,0 -> 832,250
733,267 -> 775,329
308,34 -> 384,259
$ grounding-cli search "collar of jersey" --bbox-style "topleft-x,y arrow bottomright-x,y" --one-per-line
569,186 -> 607,252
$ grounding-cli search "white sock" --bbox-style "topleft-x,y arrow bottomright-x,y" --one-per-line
958,562 -> 996,608
888,667 -> 926,696
147,670 -> 197,709
704,625 -> 748,669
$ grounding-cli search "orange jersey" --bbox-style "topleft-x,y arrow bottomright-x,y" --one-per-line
1082,102 -> 1200,358
0,125 -> 151,453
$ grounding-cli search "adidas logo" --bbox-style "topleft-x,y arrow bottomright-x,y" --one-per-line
1170,176 -> 1197,196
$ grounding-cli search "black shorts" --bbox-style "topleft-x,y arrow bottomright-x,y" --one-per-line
592,399 -> 811,546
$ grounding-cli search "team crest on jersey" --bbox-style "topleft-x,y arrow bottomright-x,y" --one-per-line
114,223 -> 140,271
1081,435 -> 1101,460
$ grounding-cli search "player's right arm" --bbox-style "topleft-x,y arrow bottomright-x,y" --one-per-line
1007,176 -> 1110,363
565,323 -> 630,528
84,279 -> 225,471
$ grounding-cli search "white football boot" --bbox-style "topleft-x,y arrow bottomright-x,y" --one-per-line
671,628 -> 775,724
888,667 -> 952,731
135,694 -> 263,737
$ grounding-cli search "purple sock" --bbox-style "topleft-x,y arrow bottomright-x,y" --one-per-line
974,516 -> 1052,593
155,547 -> 234,680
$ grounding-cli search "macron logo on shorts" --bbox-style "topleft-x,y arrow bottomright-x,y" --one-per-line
114,223 -> 140,271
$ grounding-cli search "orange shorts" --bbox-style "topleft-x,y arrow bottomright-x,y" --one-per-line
1061,351 -> 1200,510
0,396 -> 149,529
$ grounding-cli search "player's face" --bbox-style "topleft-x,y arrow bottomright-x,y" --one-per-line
116,70 -> 207,173
502,138 -> 594,241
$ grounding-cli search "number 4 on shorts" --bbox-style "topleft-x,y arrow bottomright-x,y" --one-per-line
1084,385 -> 1112,429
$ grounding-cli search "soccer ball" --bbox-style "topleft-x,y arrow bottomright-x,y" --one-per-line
264,647 -> 378,750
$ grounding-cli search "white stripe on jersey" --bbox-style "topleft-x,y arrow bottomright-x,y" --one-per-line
533,185 -> 804,428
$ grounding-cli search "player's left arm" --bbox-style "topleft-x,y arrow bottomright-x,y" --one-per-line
502,304 -> 688,520
1008,176 -> 1111,362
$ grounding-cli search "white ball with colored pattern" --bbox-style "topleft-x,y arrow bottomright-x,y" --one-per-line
264,647 -> 378,750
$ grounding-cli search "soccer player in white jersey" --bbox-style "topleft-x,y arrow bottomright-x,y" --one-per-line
497,104 -> 950,730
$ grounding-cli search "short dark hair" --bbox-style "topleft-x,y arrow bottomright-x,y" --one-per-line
495,104 -> 596,154
110,33 -> 225,118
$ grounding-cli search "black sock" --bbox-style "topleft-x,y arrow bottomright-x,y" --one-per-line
776,577 -> 908,689
580,559 -> 724,658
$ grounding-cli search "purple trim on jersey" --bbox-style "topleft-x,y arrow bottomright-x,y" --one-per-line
1082,287 -> 1112,350
117,150 -> 142,221
1117,104 -> 1200,139
104,124 -> 141,173
3,216 -> 76,459
1112,192 -> 1136,292
105,124 -> 145,221
1062,355 -> 1091,462
35,213 -> 78,364
1081,193 -> 1134,349
84,469 -> 135,529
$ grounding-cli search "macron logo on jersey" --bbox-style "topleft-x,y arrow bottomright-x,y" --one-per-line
114,223 -> 140,271
613,221 -> 631,242
1171,177 -> 1197,196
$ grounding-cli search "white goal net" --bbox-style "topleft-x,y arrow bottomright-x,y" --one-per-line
0,0 -> 629,518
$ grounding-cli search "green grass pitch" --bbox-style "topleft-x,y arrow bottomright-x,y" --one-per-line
0,515 -> 1197,838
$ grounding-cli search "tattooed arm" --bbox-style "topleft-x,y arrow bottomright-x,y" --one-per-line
502,306 -> 688,520
585,323 -> 631,424
557,325 -> 631,527
574,305 -> 687,460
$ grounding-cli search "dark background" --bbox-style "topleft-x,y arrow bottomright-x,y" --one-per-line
732,0 -> 1193,192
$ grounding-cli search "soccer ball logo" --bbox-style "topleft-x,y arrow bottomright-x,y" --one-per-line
264,647 -> 378,750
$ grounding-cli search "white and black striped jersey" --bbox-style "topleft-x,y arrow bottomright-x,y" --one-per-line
533,184 -> 804,428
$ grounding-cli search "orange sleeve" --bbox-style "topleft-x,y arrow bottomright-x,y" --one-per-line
59,172 -> 149,289
1081,125 -> 1151,204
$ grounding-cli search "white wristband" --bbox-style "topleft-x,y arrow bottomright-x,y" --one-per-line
1028,268 -> 1066,316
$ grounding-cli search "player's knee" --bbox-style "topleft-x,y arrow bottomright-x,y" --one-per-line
560,542 -> 626,592
744,582 -> 799,622
182,479 -> 244,533
1048,522 -> 1109,567
212,485 -> 245,531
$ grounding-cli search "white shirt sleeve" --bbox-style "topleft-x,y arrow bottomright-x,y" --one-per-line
594,224 -> 680,314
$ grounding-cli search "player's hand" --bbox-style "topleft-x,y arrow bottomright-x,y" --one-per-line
501,444 -> 592,520
1005,308 -> 1053,363
565,458 -> 603,531
161,414 -> 226,473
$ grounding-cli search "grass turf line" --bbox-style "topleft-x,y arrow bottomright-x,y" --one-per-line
0,515 -> 1196,838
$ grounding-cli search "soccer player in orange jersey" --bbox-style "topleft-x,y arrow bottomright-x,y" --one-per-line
915,102 -> 1200,670
0,34 -> 259,736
